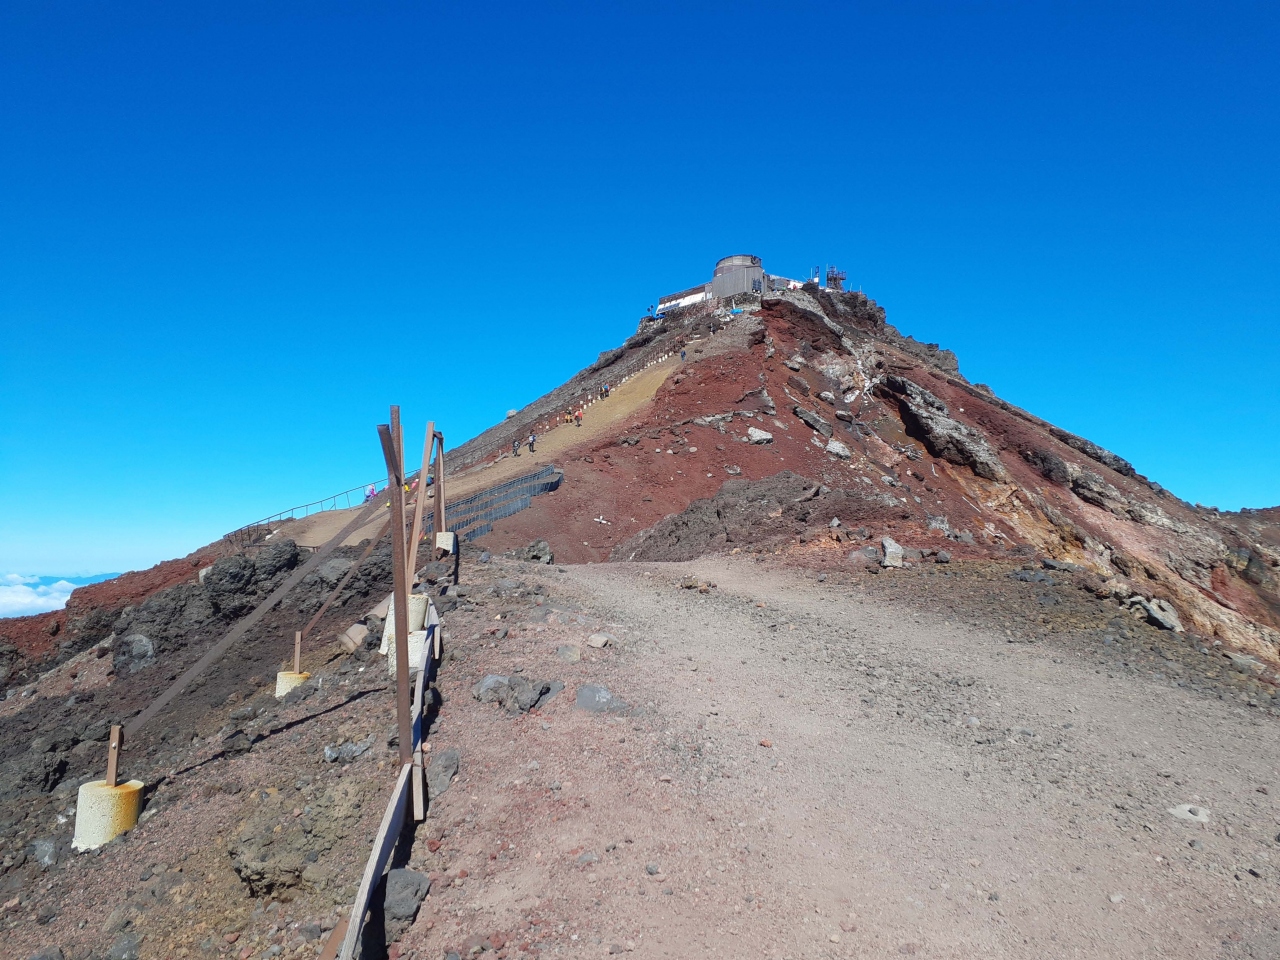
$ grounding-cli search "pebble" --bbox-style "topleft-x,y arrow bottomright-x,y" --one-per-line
646,863 -> 660,875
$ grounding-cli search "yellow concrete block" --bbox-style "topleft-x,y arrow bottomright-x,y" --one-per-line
275,670 -> 311,699
72,779 -> 144,852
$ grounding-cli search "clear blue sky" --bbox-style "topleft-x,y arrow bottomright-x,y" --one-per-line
2,1 -> 1277,577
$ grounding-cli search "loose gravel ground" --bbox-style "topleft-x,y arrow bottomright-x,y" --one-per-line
405,554 -> 1280,960
7,552 -> 1278,960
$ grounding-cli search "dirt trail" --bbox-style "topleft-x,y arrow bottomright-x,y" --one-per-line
283,355 -> 678,550
403,556 -> 1280,960
445,353 -> 679,497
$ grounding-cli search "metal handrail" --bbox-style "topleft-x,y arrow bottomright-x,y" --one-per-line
225,469 -> 430,544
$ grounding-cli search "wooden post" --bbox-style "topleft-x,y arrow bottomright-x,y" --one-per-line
105,725 -> 122,788
433,433 -> 446,556
406,420 -> 434,579
293,630 -> 302,674
377,419 -> 414,771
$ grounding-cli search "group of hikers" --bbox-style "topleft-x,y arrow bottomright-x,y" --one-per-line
507,379 -> 614,459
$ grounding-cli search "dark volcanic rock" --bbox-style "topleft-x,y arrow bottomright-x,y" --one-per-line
426,747 -> 460,799
793,405 -> 833,438
879,376 -> 1007,482
472,675 -> 555,714
384,868 -> 431,922
613,472 -> 904,562
510,540 -> 554,564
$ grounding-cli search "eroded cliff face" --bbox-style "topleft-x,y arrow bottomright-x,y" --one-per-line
752,286 -> 1278,663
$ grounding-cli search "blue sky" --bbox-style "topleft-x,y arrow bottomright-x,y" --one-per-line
1,1 -> 1277,582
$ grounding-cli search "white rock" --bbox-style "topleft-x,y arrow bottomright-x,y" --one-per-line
747,427 -> 773,444
825,439 -> 851,459
587,632 -> 613,649
881,537 -> 905,568
1168,803 -> 1210,823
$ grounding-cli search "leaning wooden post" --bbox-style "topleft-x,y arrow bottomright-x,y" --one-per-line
72,724 -> 143,852
433,432 -> 447,557
377,419 -> 414,771
406,420 -> 435,579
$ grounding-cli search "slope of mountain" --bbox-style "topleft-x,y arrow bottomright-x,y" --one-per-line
454,284 -> 1280,672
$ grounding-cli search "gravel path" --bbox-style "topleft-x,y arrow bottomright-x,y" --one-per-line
508,557 -> 1280,959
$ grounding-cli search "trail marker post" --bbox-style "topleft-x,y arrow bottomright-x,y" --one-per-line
377,410 -> 414,773
72,724 -> 143,851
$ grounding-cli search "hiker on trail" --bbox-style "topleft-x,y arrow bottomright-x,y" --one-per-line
574,409 -> 582,427
365,484 -> 376,502
680,349 -> 686,361
603,382 -> 610,397
512,437 -> 521,456
528,432 -> 537,452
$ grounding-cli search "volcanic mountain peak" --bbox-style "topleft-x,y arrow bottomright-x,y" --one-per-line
456,282 -> 1279,668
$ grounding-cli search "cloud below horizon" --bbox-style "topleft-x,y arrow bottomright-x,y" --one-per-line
0,573 -> 119,619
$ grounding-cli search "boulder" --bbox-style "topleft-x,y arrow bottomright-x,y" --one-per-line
511,540 -> 553,564
881,537 -> 905,568
384,868 -> 431,929
114,634 -> 155,674
472,675 -> 556,713
315,557 -> 353,587
793,406 -> 834,438
1127,596 -> 1184,632
879,377 -> 1007,481
825,439 -> 851,459
426,747 -> 460,798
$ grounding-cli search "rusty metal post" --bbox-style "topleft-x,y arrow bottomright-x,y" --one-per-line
377,419 -> 414,770
105,725 -> 122,788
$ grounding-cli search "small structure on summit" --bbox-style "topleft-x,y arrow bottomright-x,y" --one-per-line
656,254 -> 810,313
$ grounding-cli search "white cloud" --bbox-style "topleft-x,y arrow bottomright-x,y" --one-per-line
0,578 -> 78,618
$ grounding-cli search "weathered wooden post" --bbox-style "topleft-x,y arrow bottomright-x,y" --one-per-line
72,725 -> 144,851
377,411 -> 414,774
406,421 -> 435,579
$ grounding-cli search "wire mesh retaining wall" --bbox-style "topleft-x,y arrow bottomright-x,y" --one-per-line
420,466 -> 562,542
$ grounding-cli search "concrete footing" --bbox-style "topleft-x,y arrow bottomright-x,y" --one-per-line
387,630 -> 428,679
380,594 -> 428,654
275,670 -> 311,699
72,779 -> 144,852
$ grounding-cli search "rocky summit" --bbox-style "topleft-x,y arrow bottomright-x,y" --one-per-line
2,281 -> 1278,960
